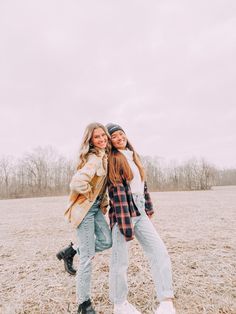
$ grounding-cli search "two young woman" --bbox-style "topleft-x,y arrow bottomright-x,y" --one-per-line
62,122 -> 176,314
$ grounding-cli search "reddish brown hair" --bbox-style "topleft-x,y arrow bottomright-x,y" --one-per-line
108,140 -> 145,185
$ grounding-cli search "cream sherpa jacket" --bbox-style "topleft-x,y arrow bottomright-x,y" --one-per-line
64,150 -> 108,227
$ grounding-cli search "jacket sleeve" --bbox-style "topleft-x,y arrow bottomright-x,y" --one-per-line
144,181 -> 155,216
69,155 -> 98,198
110,184 -> 134,240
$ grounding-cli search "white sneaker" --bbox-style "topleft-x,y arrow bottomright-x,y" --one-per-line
155,301 -> 176,314
114,300 -> 141,314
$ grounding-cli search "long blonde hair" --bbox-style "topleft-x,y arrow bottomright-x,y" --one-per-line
108,138 -> 145,185
77,122 -> 111,170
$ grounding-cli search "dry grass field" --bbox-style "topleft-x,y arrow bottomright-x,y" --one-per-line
0,186 -> 235,314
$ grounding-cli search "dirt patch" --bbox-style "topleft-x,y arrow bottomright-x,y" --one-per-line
0,186 -> 235,313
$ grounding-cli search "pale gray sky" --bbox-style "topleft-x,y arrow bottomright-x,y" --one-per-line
0,0 -> 236,168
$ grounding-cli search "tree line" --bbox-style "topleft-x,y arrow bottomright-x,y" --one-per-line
0,146 -> 235,199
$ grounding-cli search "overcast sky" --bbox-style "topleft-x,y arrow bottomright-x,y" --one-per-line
0,0 -> 236,168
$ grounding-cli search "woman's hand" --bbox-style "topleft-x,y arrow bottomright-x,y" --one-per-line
101,206 -> 108,214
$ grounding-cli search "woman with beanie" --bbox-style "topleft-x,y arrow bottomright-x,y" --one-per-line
64,122 -> 112,314
106,123 -> 176,314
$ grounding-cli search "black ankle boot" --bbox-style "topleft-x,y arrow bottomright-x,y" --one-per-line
77,299 -> 96,314
56,242 -> 77,275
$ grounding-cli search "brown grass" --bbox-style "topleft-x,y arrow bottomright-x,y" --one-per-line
0,186 -> 235,314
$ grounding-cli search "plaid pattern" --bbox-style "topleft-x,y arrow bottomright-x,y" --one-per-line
108,180 -> 155,241
144,181 -> 154,216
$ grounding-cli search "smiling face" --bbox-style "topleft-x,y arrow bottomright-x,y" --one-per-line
91,127 -> 108,149
110,130 -> 127,150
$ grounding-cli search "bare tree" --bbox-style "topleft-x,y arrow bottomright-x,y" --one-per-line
0,156 -> 14,197
217,169 -> 236,185
0,146 -> 233,199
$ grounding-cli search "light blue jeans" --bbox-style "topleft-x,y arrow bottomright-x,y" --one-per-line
76,198 -> 112,303
109,193 -> 174,304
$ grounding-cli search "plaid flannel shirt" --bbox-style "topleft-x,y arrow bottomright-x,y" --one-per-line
108,180 -> 154,241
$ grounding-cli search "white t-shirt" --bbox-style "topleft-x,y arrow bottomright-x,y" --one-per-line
119,149 -> 144,194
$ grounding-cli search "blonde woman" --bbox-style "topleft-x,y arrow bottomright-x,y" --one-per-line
64,122 -> 112,314
106,123 -> 176,314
